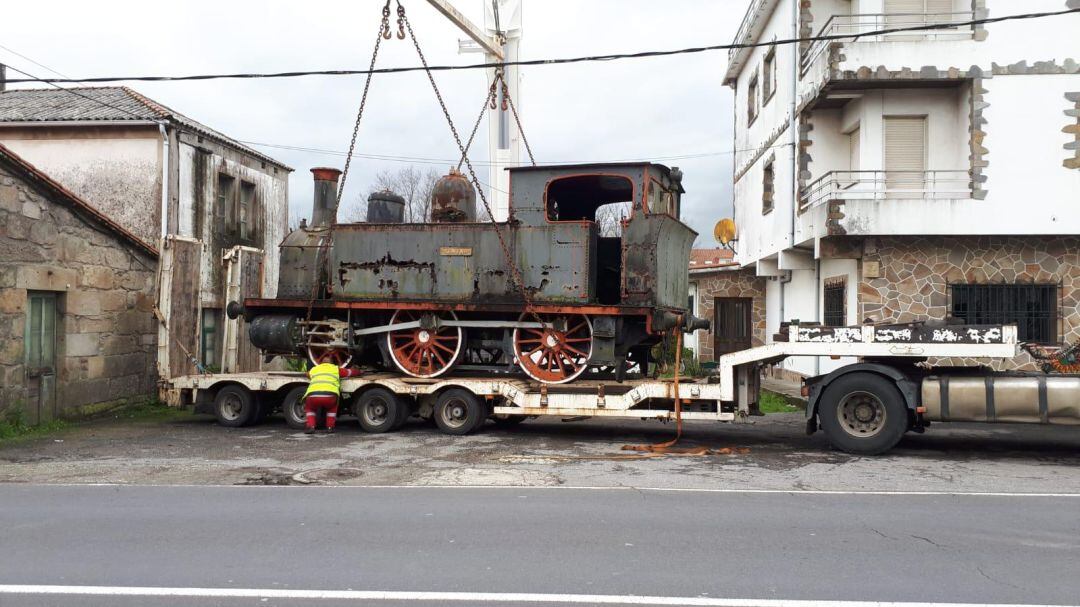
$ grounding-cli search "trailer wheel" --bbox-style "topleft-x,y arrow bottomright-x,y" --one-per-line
392,397 -> 414,430
818,373 -> 908,455
434,388 -> 485,435
281,386 -> 309,431
356,388 -> 404,433
214,385 -> 257,428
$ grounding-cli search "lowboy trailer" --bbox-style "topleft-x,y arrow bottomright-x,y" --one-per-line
162,322 -> 1080,454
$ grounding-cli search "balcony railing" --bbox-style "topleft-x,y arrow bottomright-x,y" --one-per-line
801,12 -> 976,74
800,170 -> 971,210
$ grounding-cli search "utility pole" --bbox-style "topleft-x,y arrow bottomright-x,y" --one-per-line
426,0 -> 522,221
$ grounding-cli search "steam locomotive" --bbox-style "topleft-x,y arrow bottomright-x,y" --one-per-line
231,162 -> 708,384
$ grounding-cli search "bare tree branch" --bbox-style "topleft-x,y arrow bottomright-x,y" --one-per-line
341,166 -> 442,223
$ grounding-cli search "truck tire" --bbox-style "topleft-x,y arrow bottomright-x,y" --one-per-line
356,388 -> 402,433
214,385 -> 257,428
818,373 -> 908,455
281,386 -> 308,431
433,388 -> 485,435
392,397 -> 414,430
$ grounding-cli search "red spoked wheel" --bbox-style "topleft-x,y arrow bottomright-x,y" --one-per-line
512,313 -> 592,384
305,321 -> 353,367
386,310 -> 463,378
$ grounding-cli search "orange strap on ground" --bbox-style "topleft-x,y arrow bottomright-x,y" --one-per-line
623,318 -> 699,455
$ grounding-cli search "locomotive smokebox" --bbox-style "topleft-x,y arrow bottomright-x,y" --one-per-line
367,190 -> 406,223
310,167 -> 342,228
431,168 -> 476,222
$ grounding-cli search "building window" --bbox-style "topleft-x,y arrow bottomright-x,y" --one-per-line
762,48 -> 776,104
884,116 -> 927,194
25,291 -> 58,375
823,277 -> 847,327
216,174 -> 235,225
747,74 -> 759,125
950,284 -> 1058,344
239,181 -> 256,239
762,160 -> 775,214
200,308 -> 221,369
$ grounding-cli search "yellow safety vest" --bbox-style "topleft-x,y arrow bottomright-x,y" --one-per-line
304,363 -> 341,397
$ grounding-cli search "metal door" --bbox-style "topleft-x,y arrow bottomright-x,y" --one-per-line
713,297 -> 752,356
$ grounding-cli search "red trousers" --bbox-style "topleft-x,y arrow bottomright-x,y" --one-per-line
304,393 -> 339,430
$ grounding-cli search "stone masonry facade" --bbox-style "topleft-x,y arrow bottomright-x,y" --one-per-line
693,268 -> 767,363
859,235 -> 1078,371
0,161 -> 158,421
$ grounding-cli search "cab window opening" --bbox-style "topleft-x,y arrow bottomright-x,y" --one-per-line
545,174 -> 635,223
646,179 -> 678,217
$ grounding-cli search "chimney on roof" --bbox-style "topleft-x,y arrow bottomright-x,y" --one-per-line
310,167 -> 343,228
0,64 -> 6,92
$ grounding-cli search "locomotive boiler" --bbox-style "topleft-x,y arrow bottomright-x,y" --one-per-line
232,162 -> 708,384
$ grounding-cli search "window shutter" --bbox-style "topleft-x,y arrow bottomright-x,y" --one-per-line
885,0 -> 922,13
925,0 -> 953,22
885,0 -> 924,29
848,128 -> 861,172
885,117 -> 926,191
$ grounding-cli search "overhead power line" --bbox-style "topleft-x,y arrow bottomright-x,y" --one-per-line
239,139 -> 795,166
0,43 -> 71,79
4,8 -> 1077,85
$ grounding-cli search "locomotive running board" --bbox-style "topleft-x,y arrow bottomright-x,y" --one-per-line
349,319 -> 551,336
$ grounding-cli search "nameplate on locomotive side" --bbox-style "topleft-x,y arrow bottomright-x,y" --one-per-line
439,246 -> 473,256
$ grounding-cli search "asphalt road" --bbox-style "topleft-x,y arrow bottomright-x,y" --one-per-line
1,485 -> 1078,607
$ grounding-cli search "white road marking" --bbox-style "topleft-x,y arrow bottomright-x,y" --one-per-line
14,483 -> 1080,497
0,586 -> 1074,606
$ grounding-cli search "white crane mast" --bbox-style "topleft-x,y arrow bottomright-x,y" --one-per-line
426,0 -> 522,221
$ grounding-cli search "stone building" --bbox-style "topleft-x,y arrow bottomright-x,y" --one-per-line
0,144 -> 158,423
687,248 -> 767,362
0,86 -> 291,379
724,0 -> 1080,377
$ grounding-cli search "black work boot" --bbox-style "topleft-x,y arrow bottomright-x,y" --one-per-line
304,427 -> 315,435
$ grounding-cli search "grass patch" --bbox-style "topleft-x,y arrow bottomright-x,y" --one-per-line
0,417 -> 71,442
759,390 -> 802,414
0,400 -> 184,444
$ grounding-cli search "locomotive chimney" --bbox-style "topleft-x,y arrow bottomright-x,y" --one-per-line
310,167 -> 342,228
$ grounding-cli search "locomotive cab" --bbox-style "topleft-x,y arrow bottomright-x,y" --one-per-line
509,162 -> 693,316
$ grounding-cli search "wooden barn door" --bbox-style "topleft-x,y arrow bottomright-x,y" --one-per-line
714,297 -> 753,356
157,236 -> 203,380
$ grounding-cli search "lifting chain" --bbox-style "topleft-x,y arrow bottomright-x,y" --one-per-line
502,77 -> 536,165
307,0 -> 395,333
338,0 -> 394,204
398,1 -> 542,322
457,71 -> 502,171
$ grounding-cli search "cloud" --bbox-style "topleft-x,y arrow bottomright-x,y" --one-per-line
3,0 -> 742,245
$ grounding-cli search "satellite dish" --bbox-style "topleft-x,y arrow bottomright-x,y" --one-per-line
714,218 -> 737,246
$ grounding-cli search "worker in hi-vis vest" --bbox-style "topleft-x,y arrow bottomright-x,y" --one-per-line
303,362 -> 361,433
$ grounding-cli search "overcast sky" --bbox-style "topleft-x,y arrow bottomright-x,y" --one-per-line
3,0 -> 743,246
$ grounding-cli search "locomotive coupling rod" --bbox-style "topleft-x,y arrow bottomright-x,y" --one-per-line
352,319 -> 551,336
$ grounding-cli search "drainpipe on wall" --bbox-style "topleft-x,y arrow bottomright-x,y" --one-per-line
780,0 -> 800,330
814,257 -> 821,376
158,122 -> 170,242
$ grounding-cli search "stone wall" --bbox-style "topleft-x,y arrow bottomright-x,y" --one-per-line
0,162 -> 158,421
859,235 -> 1078,370
692,269 -> 767,362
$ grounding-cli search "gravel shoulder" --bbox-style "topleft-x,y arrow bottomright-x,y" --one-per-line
2,408 -> 1079,492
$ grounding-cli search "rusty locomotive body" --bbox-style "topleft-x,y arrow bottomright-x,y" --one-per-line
235,162 -> 707,383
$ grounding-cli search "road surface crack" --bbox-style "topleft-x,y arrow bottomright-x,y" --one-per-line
910,534 -> 946,548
